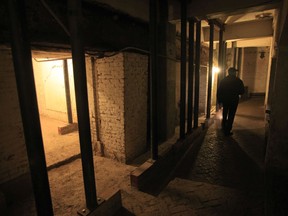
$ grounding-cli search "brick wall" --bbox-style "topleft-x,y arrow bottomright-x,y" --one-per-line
124,53 -> 148,162
0,48 -> 29,184
95,53 -> 148,163
96,54 -> 126,162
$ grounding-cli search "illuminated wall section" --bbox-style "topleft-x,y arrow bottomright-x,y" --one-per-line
33,59 -> 77,123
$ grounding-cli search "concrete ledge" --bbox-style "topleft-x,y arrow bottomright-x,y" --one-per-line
130,124 -> 210,192
58,123 -> 78,135
77,189 -> 122,216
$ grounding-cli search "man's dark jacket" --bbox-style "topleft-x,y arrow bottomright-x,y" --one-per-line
217,75 -> 245,103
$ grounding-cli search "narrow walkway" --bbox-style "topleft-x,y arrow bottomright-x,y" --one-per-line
170,97 -> 266,215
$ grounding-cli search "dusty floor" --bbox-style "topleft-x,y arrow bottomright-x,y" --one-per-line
39,116 -> 80,167
6,98 -> 265,215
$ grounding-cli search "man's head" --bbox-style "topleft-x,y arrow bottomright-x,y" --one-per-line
228,67 -> 238,76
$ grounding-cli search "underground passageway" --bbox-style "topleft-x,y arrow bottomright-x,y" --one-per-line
2,0 -> 288,215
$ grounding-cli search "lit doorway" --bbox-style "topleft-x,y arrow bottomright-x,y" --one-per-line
32,51 -> 80,168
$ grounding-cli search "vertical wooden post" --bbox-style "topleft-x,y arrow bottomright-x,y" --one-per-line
149,0 -> 158,160
187,19 -> 195,133
194,20 -> 201,128
206,21 -> 214,119
63,59 -> 73,124
8,0 -> 53,215
180,0 -> 187,139
68,0 -> 97,210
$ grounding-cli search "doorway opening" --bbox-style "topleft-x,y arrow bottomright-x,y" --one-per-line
32,51 -> 80,168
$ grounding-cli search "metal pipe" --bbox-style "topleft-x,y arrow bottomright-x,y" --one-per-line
63,59 -> 73,124
187,19 -> 195,133
91,57 -> 103,155
206,21 -> 214,119
8,0 -> 53,215
67,0 -> 97,210
149,0 -> 158,160
194,20 -> 201,128
180,0 -> 187,139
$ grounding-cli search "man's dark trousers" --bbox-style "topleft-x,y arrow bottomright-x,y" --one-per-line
222,98 -> 239,133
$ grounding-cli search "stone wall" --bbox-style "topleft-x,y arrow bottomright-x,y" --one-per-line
0,48 -> 28,184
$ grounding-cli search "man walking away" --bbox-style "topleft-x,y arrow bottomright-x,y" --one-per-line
217,67 -> 245,136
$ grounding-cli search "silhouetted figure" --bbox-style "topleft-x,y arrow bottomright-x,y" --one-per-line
217,67 -> 245,136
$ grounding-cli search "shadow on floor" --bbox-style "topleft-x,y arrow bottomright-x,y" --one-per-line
176,126 -> 265,191
115,207 -> 135,216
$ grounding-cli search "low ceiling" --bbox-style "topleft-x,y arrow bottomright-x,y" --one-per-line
88,0 -> 279,48
202,9 -> 275,47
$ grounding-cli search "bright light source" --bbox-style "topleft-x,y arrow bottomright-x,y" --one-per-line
212,66 -> 220,74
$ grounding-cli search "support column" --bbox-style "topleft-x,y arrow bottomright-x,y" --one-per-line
206,21 -> 214,119
216,27 -> 224,111
180,0 -> 187,139
157,0 -> 168,142
237,48 -> 242,77
222,42 -> 227,79
68,0 -> 97,210
149,0 -> 158,160
8,0 -> 53,215
194,20 -> 201,128
187,19 -> 195,133
217,28 -> 223,87
63,59 -> 73,124
232,41 -> 237,68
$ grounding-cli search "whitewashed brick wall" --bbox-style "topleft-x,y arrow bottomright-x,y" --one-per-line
95,53 -> 148,163
0,48 -> 29,184
124,53 -> 148,163
96,54 -> 126,162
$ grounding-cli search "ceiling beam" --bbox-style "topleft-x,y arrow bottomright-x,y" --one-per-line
203,19 -> 273,42
169,0 -> 280,20
225,15 -> 245,24
236,37 -> 272,47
